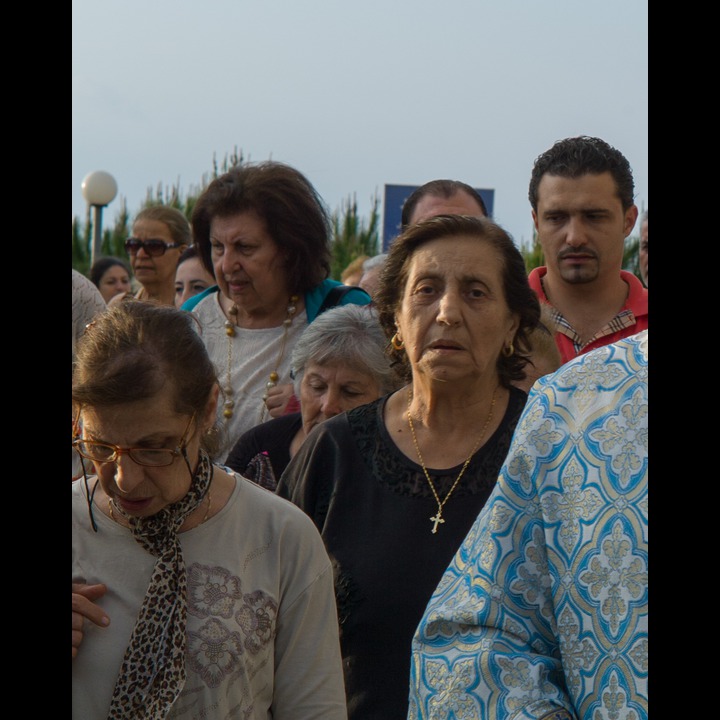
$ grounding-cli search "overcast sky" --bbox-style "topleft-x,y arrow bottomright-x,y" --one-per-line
72,0 -> 648,250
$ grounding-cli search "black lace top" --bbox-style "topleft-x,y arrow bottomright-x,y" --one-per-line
276,386 -> 528,720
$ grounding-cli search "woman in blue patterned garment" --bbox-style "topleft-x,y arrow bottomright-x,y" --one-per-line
408,330 -> 648,720
276,214 -> 543,720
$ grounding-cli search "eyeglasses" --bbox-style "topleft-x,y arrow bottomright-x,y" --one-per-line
125,237 -> 183,257
72,414 -> 196,468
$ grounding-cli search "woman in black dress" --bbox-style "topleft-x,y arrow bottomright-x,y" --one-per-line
276,215 -> 542,720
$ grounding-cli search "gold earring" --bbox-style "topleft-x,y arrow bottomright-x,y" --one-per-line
391,333 -> 404,350
502,342 -> 515,357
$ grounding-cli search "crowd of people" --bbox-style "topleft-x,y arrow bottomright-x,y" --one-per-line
72,135 -> 648,719
226,302 -> 403,490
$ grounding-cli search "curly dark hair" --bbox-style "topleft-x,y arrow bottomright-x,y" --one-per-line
373,215 -> 541,388
528,135 -> 635,212
191,161 -> 332,294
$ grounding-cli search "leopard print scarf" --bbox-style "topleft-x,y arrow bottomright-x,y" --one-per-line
107,449 -> 213,719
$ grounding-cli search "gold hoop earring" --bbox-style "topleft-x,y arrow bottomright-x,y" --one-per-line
502,342 -> 515,358
391,333 -> 404,351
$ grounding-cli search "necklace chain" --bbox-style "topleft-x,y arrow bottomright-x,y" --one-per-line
407,385 -> 498,534
223,295 -> 299,424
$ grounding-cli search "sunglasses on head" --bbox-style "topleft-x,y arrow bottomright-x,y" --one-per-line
125,237 -> 183,257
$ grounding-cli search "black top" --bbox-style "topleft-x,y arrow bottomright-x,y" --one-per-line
225,412 -> 303,491
276,387 -> 528,720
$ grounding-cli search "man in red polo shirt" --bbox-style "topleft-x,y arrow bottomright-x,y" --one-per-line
527,136 -> 648,364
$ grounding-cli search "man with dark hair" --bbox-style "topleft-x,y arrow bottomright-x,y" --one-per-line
527,136 -> 648,364
401,179 -> 488,228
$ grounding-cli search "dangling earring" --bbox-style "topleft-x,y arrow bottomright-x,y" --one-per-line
391,333 -> 404,350
502,342 -> 515,357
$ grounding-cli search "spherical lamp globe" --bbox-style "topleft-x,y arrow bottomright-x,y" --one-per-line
81,171 -> 118,207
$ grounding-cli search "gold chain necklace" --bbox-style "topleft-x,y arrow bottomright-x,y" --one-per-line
223,295 -> 299,424
407,385 -> 498,534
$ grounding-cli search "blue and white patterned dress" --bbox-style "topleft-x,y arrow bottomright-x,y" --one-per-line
408,330 -> 648,720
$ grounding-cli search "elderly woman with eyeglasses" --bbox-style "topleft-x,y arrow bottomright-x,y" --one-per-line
72,302 -> 348,719
109,205 -> 191,307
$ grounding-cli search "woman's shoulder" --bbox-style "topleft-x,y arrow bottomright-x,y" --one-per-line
195,472 -> 332,591
71,479 -> 88,517
294,396 -> 386,469
221,466 -> 289,503
252,412 -> 302,438
487,385 -> 529,443
311,395 -> 384,439
187,289 -> 225,330
304,279 -> 371,322
181,285 -> 219,312
507,385 -> 529,413
231,471 -> 330,535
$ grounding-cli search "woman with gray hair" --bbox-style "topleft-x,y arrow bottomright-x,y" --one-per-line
225,303 -> 402,490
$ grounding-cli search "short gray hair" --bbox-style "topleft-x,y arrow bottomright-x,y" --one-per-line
362,253 -> 388,272
291,304 -> 401,396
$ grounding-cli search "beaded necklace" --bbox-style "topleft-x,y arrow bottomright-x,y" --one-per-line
222,295 -> 299,425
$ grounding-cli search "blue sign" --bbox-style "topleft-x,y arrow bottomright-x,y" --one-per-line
382,184 -> 495,251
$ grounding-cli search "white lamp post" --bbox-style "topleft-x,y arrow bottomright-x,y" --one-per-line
81,170 -> 118,268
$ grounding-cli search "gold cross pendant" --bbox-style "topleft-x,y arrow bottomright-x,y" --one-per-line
430,513 -> 445,534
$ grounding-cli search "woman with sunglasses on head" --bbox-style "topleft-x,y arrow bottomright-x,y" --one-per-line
72,302 -> 348,719
109,205 -> 190,307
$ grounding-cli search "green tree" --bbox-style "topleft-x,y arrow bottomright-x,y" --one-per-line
72,202 -> 130,277
623,235 -> 641,279
329,193 -> 381,280
72,147 -> 249,276
71,216 -> 90,276
518,229 -> 544,273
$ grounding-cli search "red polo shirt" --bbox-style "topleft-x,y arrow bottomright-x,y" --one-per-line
528,267 -> 649,364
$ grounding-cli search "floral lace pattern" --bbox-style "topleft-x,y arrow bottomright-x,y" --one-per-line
348,390 -> 527,500
184,563 -> 278,691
